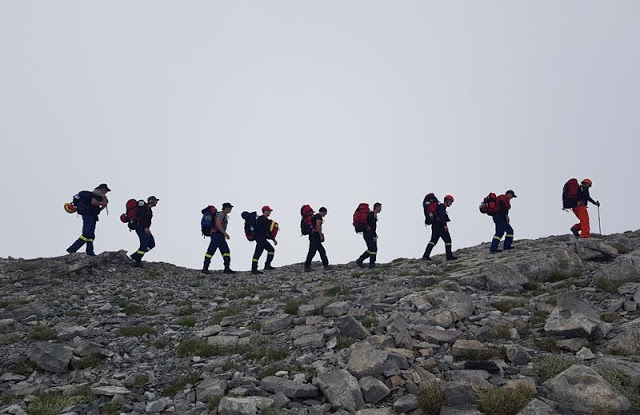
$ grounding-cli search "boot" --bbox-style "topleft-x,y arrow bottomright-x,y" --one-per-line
323,265 -> 332,271
445,245 -> 457,261
130,252 -> 143,268
446,255 -> 459,261
223,266 -> 236,274
571,227 -> 580,238
86,242 -> 95,256
304,267 -> 312,272
264,257 -> 276,271
422,244 -> 434,260
66,238 -> 85,254
201,258 -> 211,275
355,258 -> 365,268
368,262 -> 376,269
251,263 -> 263,275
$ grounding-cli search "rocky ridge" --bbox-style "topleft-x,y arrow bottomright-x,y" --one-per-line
2,231 -> 640,414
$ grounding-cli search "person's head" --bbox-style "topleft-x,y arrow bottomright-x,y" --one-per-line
222,202 -> 233,213
444,195 -> 454,207
581,178 -> 593,188
96,183 -> 111,194
319,206 -> 327,217
147,196 -> 159,207
505,190 -> 517,200
373,202 -> 382,214
262,205 -> 273,217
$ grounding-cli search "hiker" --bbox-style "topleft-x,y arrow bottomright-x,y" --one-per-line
490,190 -> 517,253
304,207 -> 330,272
130,196 -> 158,268
202,202 -> 236,275
66,183 -> 110,256
251,206 -> 278,275
571,179 -> 600,238
355,202 -> 382,268
422,195 -> 458,261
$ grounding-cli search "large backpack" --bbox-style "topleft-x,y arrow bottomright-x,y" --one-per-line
200,206 -> 218,236
241,211 -> 258,241
422,193 -> 439,225
353,203 -> 370,233
120,199 -> 145,230
300,205 -> 314,235
479,193 -> 500,216
562,178 -> 579,209
70,190 -> 93,215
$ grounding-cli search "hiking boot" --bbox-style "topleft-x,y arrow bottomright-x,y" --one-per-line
251,270 -> 263,275
264,265 -> 276,271
223,269 -> 236,274
446,256 -> 459,261
421,256 -> 432,261
355,259 -> 365,268
323,265 -> 332,271
201,269 -> 211,275
368,263 -> 376,269
86,252 -> 96,257
132,261 -> 143,268
571,227 -> 580,238
503,247 -> 514,251
490,249 -> 502,254
304,267 -> 312,273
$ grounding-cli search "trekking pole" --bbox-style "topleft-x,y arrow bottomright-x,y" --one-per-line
597,205 -> 602,235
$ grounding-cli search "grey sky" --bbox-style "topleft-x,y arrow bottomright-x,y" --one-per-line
1,1 -> 638,270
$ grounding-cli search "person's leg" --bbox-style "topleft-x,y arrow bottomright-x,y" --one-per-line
318,241 -> 329,268
575,205 -> 590,238
202,235 -> 220,274
442,230 -> 456,260
491,216 -> 506,252
131,228 -> 149,267
252,240 -> 265,273
84,216 -> 97,256
423,227 -> 441,259
504,223 -> 514,249
304,234 -> 319,269
356,232 -> 370,266
366,233 -> 378,267
68,215 -> 95,254
220,239 -> 235,274
264,241 -> 275,270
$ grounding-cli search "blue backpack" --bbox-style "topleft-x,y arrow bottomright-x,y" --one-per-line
72,191 -> 94,215
201,206 -> 218,236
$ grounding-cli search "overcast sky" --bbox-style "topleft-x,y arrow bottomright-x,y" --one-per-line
1,1 -> 638,271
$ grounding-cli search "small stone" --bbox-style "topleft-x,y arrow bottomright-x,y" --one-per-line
335,315 -> 369,339
218,397 -> 257,415
393,394 -> 419,412
359,377 -> 390,404
298,305 -> 315,317
0,318 -> 16,334
261,314 -> 294,335
92,386 -> 131,396
323,301 -> 350,317
576,347 -> 595,360
294,333 -> 325,349
200,325 -> 223,337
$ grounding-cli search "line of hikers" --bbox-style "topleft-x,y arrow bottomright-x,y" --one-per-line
63,178 -> 600,272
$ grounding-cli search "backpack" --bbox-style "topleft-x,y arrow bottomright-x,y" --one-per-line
200,206 -> 218,236
120,199 -> 145,230
71,190 -> 93,215
479,193 -> 499,216
266,219 -> 279,240
562,178 -> 579,209
241,211 -> 258,241
300,205 -> 314,235
353,203 -> 370,233
422,193 -> 439,225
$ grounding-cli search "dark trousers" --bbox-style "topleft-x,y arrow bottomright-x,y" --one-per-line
423,224 -> 453,259
131,228 -> 156,260
203,232 -> 231,270
357,230 -> 377,264
67,214 -> 98,255
252,239 -> 275,270
490,215 -> 514,251
305,233 -> 328,268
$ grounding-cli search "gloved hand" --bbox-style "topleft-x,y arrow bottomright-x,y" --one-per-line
596,201 -> 601,207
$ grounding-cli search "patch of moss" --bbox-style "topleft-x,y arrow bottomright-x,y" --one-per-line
28,325 -> 57,341
27,387 -> 93,415
478,384 -> 535,415
283,299 -> 305,315
594,278 -> 621,294
597,365 -> 640,410
117,325 -> 155,337
417,382 -> 446,415
175,316 -> 197,327
533,356 -> 575,381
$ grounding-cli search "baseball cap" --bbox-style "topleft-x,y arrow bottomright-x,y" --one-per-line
506,190 -> 517,198
262,205 -> 273,212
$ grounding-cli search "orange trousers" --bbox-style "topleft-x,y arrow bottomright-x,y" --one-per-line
571,205 -> 590,238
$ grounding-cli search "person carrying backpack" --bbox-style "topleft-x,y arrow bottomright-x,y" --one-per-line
130,196 -> 158,268
66,183 -> 110,256
355,202 -> 382,268
202,202 -> 236,275
304,207 -> 330,272
490,190 -> 517,253
251,206 -> 278,275
422,195 -> 458,261
571,179 -> 600,238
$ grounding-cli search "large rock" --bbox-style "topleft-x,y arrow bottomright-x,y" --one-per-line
260,376 -> 319,398
293,333 -> 325,349
317,370 -> 365,412
543,364 -> 632,414
441,381 -> 478,408
452,340 -> 492,360
336,315 -> 369,340
197,377 -> 227,401
544,293 -> 610,339
510,246 -> 584,282
517,398 -> 558,415
393,394 -> 419,412
575,239 -> 619,261
424,290 -> 474,328
28,343 -> 72,373
260,314 -> 293,335
218,397 -> 257,415
482,264 -> 529,291
324,301 -> 350,317
594,256 -> 640,283
359,377 -> 390,404
603,326 -> 640,355
347,342 -> 396,379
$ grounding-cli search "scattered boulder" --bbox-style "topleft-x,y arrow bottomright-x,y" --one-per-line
358,377 -> 390,404
260,376 -> 319,399
317,369 -> 365,412
218,397 -> 257,415
260,314 -> 294,335
544,292 -> 610,339
28,343 -> 72,373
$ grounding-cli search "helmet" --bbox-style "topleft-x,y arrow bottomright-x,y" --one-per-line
581,179 -> 593,187
64,203 -> 77,214
444,195 -> 454,202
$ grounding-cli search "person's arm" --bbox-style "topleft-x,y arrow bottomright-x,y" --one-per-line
91,197 -> 107,210
585,189 -> 600,206
216,215 -> 229,239
369,213 -> 377,238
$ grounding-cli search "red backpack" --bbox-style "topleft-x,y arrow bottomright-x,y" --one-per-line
120,199 -> 145,230
479,193 -> 499,216
353,203 -> 370,233
423,193 -> 439,225
300,205 -> 314,235
562,178 -> 579,209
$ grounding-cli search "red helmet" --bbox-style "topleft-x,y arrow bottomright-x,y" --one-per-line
444,195 -> 454,202
581,179 -> 593,187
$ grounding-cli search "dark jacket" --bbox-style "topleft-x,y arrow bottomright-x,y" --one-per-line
137,205 -> 153,229
88,194 -> 105,217
255,215 -> 270,241
434,203 -> 451,226
577,186 -> 597,206
366,212 -> 378,237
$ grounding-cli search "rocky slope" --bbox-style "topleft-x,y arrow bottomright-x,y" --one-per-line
2,231 -> 640,415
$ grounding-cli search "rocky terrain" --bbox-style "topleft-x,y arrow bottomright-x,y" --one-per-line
3,231 -> 640,415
